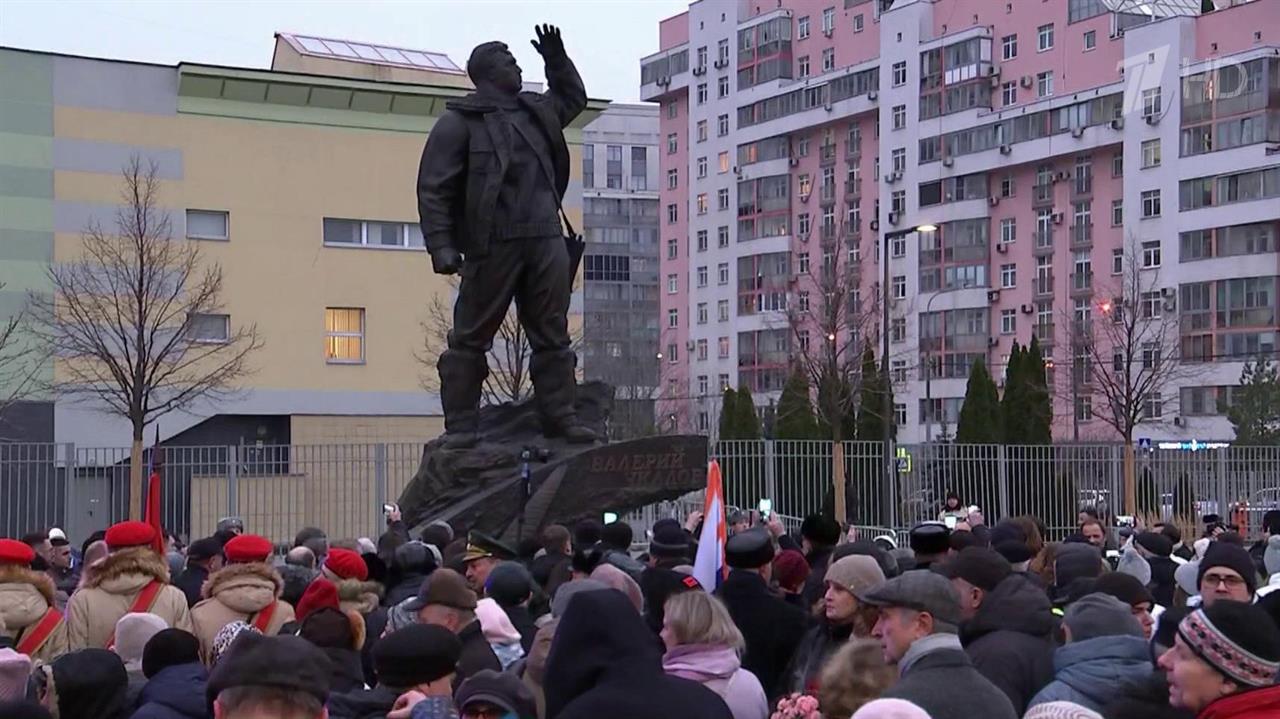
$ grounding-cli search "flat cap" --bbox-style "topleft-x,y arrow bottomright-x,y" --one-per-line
725,528 -> 774,569
1134,531 -> 1173,558
223,534 -> 273,564
857,571 -> 962,629
936,546 -> 1011,592
463,531 -> 517,563
105,521 -> 157,550
186,537 -> 224,562
206,633 -> 330,705
373,624 -> 462,689
404,567 -> 477,612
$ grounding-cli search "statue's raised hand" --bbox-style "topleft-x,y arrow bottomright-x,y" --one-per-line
531,24 -> 565,59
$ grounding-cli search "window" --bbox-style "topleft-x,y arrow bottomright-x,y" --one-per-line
1037,71 -> 1054,98
667,238 -> 678,259
892,62 -> 907,87
718,152 -> 729,174
1141,87 -> 1161,119
798,137 -> 809,157
891,317 -> 906,343
1001,263 -> 1017,288
853,14 -> 864,32
697,305 -> 708,326
1112,248 -> 1123,275
666,343 -> 678,363
667,309 -> 679,328
1001,34 -> 1017,60
1142,240 -> 1161,268
582,144 -> 594,188
1141,190 -> 1161,218
892,105 -> 906,130
892,275 -> 906,299
798,15 -> 810,39
1142,342 -> 1162,370
891,148 -> 906,174
717,189 -> 729,210
325,308 -> 365,363
667,274 -> 679,294
1112,152 -> 1123,178
1000,218 -> 1017,245
1083,30 -> 1096,51
718,337 -> 730,358
696,230 -> 708,252
718,262 -> 729,285
1000,175 -> 1015,198
697,339 -> 708,361
718,40 -> 729,65
822,48 -> 835,73
667,169 -> 679,190
584,255 -> 630,281
718,300 -> 729,322
1141,291 -> 1162,319
798,212 -> 811,237
322,218 -> 424,249
891,236 -> 907,258
1141,139 -> 1160,169
667,204 -> 678,224
697,193 -> 708,215
187,210 -> 229,240
1001,309 -> 1016,335
1111,199 -> 1123,227
1076,395 -> 1093,422
187,313 -> 229,344
798,55 -> 810,78
697,156 -> 707,178
894,403 -> 907,427
718,76 -> 730,98
1037,24 -> 1054,52
698,376 -> 709,396
891,190 -> 906,215
667,133 -> 677,154
717,114 -> 729,137
697,120 -> 707,142
1142,395 -> 1163,420
666,102 -> 677,119
718,226 -> 730,247
798,174 -> 812,199
1001,82 -> 1017,106
697,46 -> 707,69
822,7 -> 835,33
799,252 -> 810,274
696,266 -> 708,287
697,83 -> 708,104
798,291 -> 810,311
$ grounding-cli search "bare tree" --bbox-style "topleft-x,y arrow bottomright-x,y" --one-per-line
27,157 -> 262,518
1072,240 -> 1196,512
417,280 -> 583,406
0,283 -> 42,439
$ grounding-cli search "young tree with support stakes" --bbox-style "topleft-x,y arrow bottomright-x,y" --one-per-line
27,157 -> 262,519
1074,242 -> 1195,513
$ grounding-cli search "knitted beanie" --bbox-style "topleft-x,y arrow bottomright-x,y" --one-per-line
1177,601 -> 1280,688
1263,535 -> 1280,578
0,648 -> 32,701
113,613 -> 168,668
851,698 -> 932,719
1198,542 -> 1258,595
1022,701 -> 1104,719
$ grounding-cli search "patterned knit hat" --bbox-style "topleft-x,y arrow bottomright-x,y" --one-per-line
209,621 -> 262,668
1022,701 -> 1103,719
1177,601 -> 1280,689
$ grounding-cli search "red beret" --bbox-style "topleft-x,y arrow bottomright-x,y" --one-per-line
296,578 -> 340,622
324,548 -> 368,581
0,539 -> 35,565
105,520 -> 157,550
224,534 -> 273,563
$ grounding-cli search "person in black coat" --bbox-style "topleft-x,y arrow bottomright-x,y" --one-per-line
780,515 -> 841,612
716,529 -> 810,700
327,624 -> 460,719
172,538 -> 223,608
543,587 -> 732,719
132,629 -> 208,719
401,568 -> 501,687
383,541 -> 438,608
485,561 -> 539,653
941,548 -> 1055,715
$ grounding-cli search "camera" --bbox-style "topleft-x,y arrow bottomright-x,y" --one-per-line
520,445 -> 552,462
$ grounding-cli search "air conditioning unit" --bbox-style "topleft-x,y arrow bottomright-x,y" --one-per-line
1071,127 -> 1085,139
987,290 -> 1001,302
692,66 -> 707,76
988,336 -> 1000,347
989,75 -> 1003,89
1144,112 -> 1159,125
686,340 -> 697,351
1164,297 -> 1177,312
733,165 -> 742,176
888,211 -> 900,225
657,76 -> 671,87
798,231 -> 810,244
1055,170 -> 1071,182
885,172 -> 902,184
996,242 -> 1009,254
988,196 -> 1001,207
999,144 -> 1012,155
789,157 -> 800,167
824,101 -> 833,112
1020,303 -> 1034,315
714,58 -> 728,69
986,65 -> 1000,77
1051,212 -> 1064,224
1174,416 -> 1184,427
942,157 -> 954,168
1110,118 -> 1124,130
870,219 -> 880,231
823,27 -> 834,38
867,90 -> 878,101
799,192 -> 811,203
1020,75 -> 1033,88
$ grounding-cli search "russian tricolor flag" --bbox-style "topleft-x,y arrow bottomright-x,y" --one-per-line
693,460 -> 728,591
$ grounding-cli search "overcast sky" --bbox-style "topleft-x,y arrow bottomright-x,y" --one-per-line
1,0 -> 691,102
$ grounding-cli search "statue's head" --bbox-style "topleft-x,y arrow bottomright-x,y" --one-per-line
468,41 -> 522,96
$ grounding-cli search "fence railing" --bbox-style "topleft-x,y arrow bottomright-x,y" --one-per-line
3,440 -> 1278,545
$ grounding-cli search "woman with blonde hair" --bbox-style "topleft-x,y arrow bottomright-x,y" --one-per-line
818,639 -> 896,719
661,590 -> 768,719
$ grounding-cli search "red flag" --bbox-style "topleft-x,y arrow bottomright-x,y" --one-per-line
143,428 -> 164,555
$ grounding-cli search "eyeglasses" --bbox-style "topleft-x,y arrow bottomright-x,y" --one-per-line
1202,572 -> 1246,589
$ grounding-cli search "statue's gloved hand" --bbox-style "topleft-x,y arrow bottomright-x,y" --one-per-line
531,24 -> 565,60
430,247 -> 463,275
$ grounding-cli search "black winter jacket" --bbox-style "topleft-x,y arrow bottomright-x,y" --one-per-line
456,619 -> 502,687
543,589 -> 732,719
883,648 -> 1017,719
781,620 -> 855,695
959,572 -> 1056,715
326,685 -> 398,719
130,663 -> 208,719
716,569 -> 810,700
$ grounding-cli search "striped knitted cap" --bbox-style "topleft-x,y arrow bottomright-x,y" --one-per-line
1177,603 -> 1280,688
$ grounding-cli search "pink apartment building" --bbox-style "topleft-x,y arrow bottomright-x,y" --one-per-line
641,0 -> 1280,443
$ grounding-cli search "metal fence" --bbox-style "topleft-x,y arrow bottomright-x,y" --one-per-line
3,440 -> 1279,545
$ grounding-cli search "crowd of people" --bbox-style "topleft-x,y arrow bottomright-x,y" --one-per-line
2,500 -> 1280,719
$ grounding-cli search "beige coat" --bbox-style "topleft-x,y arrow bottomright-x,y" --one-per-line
0,565 -> 70,663
190,562 -> 295,662
65,547 -> 192,650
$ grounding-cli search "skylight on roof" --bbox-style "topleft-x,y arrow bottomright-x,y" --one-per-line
282,33 -> 463,73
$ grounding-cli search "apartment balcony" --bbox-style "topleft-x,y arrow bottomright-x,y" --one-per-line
1034,274 -> 1055,297
845,177 -> 862,199
820,183 -> 836,203
1071,271 -> 1093,296
819,224 -> 838,243
1035,322 -> 1055,343
1032,184 -> 1055,206
1070,223 -> 1093,249
1033,230 -> 1054,255
819,143 -> 838,167
845,144 -> 861,162
1072,175 -> 1093,197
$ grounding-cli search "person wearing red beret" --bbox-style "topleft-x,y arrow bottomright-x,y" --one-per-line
321,547 -> 386,686
66,520 -> 192,650
190,534 -> 296,663
0,538 -> 70,662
